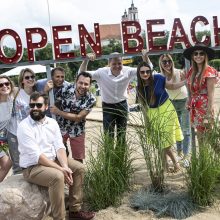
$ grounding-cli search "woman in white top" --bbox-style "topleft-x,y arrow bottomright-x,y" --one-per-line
7,68 -> 36,174
0,76 -> 13,181
159,54 -> 191,160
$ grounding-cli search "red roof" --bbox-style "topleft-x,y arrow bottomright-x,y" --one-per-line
90,24 -> 121,41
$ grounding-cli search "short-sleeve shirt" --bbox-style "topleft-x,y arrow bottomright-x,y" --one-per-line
36,79 -> 71,117
7,89 -> 31,135
144,74 -> 169,108
55,84 -> 96,138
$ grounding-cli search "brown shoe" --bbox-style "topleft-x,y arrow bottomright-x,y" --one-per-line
69,210 -> 95,220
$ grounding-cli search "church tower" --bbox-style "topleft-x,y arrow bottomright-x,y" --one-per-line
128,0 -> 139,22
121,1 -> 139,33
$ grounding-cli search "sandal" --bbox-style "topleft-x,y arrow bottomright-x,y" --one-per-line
173,162 -> 181,173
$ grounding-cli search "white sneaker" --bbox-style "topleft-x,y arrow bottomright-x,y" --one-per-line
182,159 -> 190,168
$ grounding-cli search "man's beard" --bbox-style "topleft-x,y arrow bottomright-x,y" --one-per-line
30,110 -> 46,121
77,88 -> 87,96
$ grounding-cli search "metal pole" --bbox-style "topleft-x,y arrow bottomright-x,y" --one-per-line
46,64 -> 56,119
184,58 -> 196,153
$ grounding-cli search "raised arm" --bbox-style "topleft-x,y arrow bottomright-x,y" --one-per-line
78,53 -> 96,73
141,49 -> 153,69
165,79 -> 185,90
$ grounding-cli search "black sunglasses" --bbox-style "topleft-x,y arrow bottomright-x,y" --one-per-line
162,60 -> 172,65
29,103 -> 44,108
24,75 -> 35,80
140,70 -> 151,75
0,82 -> 10,88
193,51 -> 205,57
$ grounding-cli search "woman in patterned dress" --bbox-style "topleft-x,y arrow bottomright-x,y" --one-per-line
183,44 -> 218,138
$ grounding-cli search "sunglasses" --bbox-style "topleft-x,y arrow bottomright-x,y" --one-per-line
0,82 -> 10,88
193,51 -> 205,57
162,60 -> 172,65
29,103 -> 44,108
140,70 -> 151,75
24,75 -> 35,80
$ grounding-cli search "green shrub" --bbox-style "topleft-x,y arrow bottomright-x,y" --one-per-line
130,189 -> 197,219
84,131 -> 134,211
131,105 -> 175,192
186,121 -> 220,206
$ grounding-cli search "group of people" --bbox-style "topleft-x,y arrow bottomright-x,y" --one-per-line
0,68 -> 96,220
0,43 -> 218,220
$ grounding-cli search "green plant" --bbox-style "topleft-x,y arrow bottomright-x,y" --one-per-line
130,104 -> 175,192
186,122 -> 220,206
84,131 -> 134,211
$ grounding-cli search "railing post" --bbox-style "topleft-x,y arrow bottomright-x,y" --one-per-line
46,64 -> 56,120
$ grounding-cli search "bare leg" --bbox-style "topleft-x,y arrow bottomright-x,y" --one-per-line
0,155 -> 12,182
164,146 -> 180,172
162,151 -> 170,172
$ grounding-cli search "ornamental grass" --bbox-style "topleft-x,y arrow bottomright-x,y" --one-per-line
186,116 -> 220,206
84,128 -> 135,211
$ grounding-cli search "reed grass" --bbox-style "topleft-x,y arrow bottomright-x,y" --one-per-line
186,117 -> 220,206
130,103 -> 176,192
84,130 -> 134,211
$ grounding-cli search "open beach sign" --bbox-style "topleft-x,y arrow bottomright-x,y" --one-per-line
0,15 -> 219,65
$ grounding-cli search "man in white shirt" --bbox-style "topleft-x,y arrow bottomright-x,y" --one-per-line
17,92 -> 95,220
79,52 -> 151,144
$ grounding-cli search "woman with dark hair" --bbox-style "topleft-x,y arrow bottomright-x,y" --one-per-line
137,61 -> 185,172
0,75 -> 13,181
183,44 -> 218,138
159,54 -> 191,161
7,68 -> 36,174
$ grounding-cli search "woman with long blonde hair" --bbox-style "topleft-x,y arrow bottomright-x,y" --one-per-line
0,75 -> 13,181
183,44 -> 218,138
7,68 -> 36,174
159,54 -> 191,161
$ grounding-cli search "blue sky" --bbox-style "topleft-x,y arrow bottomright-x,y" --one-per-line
0,0 -> 219,47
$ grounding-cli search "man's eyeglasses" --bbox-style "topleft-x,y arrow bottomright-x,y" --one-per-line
193,51 -> 205,57
29,103 -> 44,108
0,82 -> 10,88
162,60 -> 172,65
140,70 -> 151,75
24,75 -> 35,80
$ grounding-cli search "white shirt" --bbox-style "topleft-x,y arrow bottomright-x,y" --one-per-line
8,89 -> 31,135
0,98 -> 13,131
162,69 -> 188,100
89,66 -> 137,104
17,116 -> 65,168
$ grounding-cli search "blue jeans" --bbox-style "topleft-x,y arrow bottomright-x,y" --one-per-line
171,99 -> 191,156
7,132 -> 22,174
102,100 -> 128,144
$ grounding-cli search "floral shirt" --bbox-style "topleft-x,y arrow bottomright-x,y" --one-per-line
55,83 -> 96,137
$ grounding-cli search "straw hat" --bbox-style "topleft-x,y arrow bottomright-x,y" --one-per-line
183,44 -> 215,60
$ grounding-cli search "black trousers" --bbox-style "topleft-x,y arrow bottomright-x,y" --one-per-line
102,100 -> 128,143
